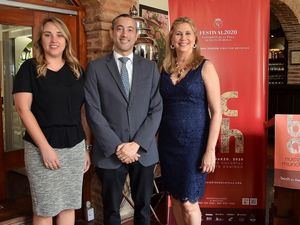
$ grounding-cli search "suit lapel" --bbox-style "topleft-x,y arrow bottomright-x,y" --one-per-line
106,54 -> 128,102
130,55 -> 142,103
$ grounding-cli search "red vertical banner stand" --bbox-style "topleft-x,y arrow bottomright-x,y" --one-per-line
168,1 -> 269,224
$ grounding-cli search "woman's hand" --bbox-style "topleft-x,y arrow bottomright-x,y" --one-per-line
200,150 -> 216,173
84,151 -> 91,173
40,146 -> 61,170
14,92 -> 63,170
200,60 -> 221,174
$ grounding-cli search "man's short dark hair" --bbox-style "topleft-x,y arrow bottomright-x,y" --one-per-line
111,14 -> 137,29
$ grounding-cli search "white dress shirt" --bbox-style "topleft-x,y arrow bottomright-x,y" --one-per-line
113,51 -> 134,90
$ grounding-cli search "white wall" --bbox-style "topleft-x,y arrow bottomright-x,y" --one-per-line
139,0 -> 169,11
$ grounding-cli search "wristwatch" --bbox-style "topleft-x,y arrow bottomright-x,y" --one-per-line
85,144 -> 93,152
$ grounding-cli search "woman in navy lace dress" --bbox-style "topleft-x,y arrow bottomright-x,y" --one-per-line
158,17 -> 222,225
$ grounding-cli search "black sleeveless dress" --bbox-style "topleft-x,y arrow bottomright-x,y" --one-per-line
158,60 -> 210,202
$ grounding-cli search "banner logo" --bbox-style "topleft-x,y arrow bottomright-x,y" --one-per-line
199,18 -> 238,43
214,18 -> 223,28
221,91 -> 244,153
287,115 -> 300,154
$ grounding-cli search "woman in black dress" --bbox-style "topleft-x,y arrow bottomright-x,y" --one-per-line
13,17 -> 91,225
158,17 -> 222,225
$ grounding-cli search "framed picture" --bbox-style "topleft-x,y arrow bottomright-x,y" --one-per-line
290,50 -> 300,65
139,4 -> 169,67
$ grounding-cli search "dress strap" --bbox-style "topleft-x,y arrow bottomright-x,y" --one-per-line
198,59 -> 208,81
201,58 -> 207,66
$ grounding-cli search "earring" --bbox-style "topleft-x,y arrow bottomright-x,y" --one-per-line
193,44 -> 197,49
170,44 -> 175,49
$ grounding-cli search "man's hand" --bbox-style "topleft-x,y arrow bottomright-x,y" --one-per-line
116,142 -> 140,164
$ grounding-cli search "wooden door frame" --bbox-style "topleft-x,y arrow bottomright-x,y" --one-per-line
0,4 -> 35,201
0,0 -> 87,66
0,1 -> 87,203
30,0 -> 87,67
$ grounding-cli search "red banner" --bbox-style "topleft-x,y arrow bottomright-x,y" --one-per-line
275,115 -> 300,190
168,1 -> 269,224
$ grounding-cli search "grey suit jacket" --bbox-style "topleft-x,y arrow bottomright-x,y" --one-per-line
84,53 -> 163,169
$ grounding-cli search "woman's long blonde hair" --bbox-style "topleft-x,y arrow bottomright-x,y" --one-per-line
34,17 -> 81,78
162,17 -> 204,73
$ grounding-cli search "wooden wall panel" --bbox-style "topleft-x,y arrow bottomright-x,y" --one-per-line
0,5 -> 34,26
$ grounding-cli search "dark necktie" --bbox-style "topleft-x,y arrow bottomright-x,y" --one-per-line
118,57 -> 130,98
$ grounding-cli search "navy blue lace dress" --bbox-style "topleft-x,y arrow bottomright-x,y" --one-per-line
158,60 -> 210,203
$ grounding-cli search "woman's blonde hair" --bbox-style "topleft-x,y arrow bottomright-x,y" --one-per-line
162,17 -> 204,73
34,17 -> 81,78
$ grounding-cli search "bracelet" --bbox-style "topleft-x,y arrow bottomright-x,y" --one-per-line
85,144 -> 93,152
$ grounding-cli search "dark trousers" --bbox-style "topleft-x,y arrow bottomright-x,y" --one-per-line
96,162 -> 155,225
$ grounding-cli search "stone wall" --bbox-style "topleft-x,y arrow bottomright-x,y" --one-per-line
81,0 -> 137,61
271,0 -> 300,84
280,0 -> 300,22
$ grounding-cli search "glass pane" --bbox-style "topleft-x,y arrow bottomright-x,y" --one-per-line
0,24 -> 32,152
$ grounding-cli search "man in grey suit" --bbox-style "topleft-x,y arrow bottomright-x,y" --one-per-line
84,14 -> 162,225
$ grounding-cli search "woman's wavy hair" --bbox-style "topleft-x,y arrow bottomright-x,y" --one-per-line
34,17 -> 81,78
162,17 -> 204,73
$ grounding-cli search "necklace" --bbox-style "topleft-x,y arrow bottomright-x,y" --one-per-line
172,61 -> 193,84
